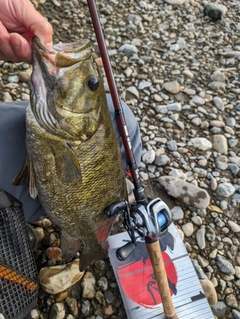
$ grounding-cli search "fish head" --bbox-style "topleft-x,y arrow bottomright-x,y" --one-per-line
30,37 -> 105,141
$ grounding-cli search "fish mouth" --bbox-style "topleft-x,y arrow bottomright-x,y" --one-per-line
30,37 -> 102,141
32,36 -> 92,68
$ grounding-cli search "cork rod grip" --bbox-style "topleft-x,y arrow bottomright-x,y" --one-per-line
146,239 -> 178,319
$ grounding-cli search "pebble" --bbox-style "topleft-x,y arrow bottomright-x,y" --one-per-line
200,279 -> 218,306
81,272 -> 96,299
18,69 -> 32,82
97,277 -> 108,292
233,310 -> 240,319
102,305 -> 113,316
81,300 -> 91,317
213,96 -> 224,111
158,176 -> 210,209
216,255 -> 235,275
225,294 -> 238,308
2,0 -> 240,317
171,206 -> 184,221
45,246 -> 63,261
118,44 -> 138,54
162,80 -> 180,94
196,228 -> 206,249
104,290 -> 115,304
212,135 -> 228,153
8,75 -> 19,83
182,222 -> 194,237
49,303 -> 65,319
164,0 -> 186,4
30,309 -> 40,319
65,297 -> 78,317
154,154 -> 170,166
216,183 -> 236,198
212,301 -> 229,319
191,96 -> 205,105
39,259 -> 84,294
228,221 -> 240,233
190,138 -> 212,151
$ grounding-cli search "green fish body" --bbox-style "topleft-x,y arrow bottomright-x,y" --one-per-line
15,37 -> 127,270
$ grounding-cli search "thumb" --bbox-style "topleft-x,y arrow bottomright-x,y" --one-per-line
20,1 -> 53,50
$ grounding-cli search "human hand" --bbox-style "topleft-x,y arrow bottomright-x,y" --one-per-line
0,0 -> 53,63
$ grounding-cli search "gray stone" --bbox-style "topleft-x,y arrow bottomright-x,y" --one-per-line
190,138 -> 212,151
216,255 -> 235,275
126,86 -> 139,99
142,149 -> 155,164
212,135 -> 228,153
171,206 -> 184,221
228,164 -> 239,175
191,96 -> 205,105
159,176 -> 210,209
191,216 -> 202,226
216,183 -> 235,198
182,222 -> 194,237
208,81 -> 226,92
154,155 -> 170,166
212,301 -> 228,319
228,221 -> 240,233
213,96 -> 224,111
8,75 -> 19,83
162,80 -> 180,94
210,70 -> 226,82
196,228 -> 206,249
167,140 -> 178,151
233,309 -> 240,319
138,81 -> 152,90
118,44 -> 138,54
164,0 -> 186,4
167,102 -> 182,111
81,300 -> 91,317
192,260 -> 208,280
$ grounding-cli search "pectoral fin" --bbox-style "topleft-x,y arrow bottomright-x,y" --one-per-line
52,143 -> 82,183
12,157 -> 38,199
12,157 -> 30,186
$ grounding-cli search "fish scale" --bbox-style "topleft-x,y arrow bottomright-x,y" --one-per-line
14,37 -> 127,271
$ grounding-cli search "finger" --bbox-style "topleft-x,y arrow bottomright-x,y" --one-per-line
18,1 -> 53,51
0,22 -> 20,63
33,18 -> 53,51
10,33 -> 32,63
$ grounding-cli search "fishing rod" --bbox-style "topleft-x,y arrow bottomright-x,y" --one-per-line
87,1 -> 178,318
87,0 -> 145,203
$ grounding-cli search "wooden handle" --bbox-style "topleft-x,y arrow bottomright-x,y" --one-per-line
146,238 -> 178,319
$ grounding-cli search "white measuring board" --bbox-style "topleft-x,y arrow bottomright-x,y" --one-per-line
108,223 -> 215,319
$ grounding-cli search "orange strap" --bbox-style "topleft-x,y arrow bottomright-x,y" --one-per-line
0,265 -> 38,291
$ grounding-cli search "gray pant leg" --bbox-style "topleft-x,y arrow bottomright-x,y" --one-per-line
0,101 -> 44,222
0,96 -> 142,222
106,94 -> 142,169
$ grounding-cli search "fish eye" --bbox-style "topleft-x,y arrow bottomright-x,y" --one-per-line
88,76 -> 99,91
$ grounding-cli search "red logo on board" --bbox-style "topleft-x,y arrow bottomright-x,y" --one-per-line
117,251 -> 177,307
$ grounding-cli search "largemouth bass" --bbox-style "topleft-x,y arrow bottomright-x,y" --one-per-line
14,37 -> 128,270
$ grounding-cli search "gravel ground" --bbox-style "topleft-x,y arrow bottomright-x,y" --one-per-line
1,0 -> 240,318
